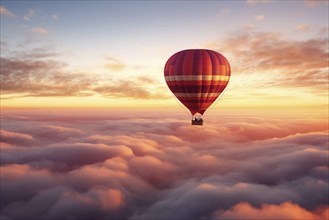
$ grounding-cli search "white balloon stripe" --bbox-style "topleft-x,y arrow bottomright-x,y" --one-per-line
165,75 -> 230,81
174,93 -> 219,98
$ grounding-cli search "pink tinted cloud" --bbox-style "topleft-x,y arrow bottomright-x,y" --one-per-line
304,0 -> 329,8
0,110 -> 328,220
221,31 -> 328,70
32,27 -> 49,35
214,201 -> 328,220
89,188 -> 125,211
208,29 -> 328,91
0,6 -> 15,17
0,129 -> 34,147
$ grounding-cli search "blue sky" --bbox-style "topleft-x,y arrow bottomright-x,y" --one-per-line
2,1 -> 327,57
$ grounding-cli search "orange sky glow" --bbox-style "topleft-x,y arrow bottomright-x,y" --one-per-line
1,1 -> 328,113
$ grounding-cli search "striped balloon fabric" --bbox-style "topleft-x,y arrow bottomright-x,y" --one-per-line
164,49 -> 231,116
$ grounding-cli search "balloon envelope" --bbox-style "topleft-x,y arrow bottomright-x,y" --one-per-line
164,49 -> 231,116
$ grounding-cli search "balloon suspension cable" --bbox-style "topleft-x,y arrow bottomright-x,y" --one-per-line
206,87 -> 229,114
172,96 -> 191,118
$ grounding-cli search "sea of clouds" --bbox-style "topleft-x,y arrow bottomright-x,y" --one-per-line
1,109 -> 328,220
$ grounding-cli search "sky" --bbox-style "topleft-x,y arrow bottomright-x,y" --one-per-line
0,0 -> 328,110
0,1 -> 329,220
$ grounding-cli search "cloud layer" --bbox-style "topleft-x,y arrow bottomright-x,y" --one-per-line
1,110 -> 328,220
208,29 -> 328,92
1,28 -> 328,102
0,49 -> 167,100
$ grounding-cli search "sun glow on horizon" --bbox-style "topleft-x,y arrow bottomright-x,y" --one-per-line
0,1 -> 328,113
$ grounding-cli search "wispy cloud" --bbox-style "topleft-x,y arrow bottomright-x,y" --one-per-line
24,9 -> 36,21
104,56 -> 126,71
0,6 -> 15,17
93,80 -> 168,100
246,0 -> 271,5
51,14 -> 58,20
217,8 -> 231,17
242,23 -> 256,30
304,0 -> 329,8
296,24 -> 310,32
0,49 -> 166,100
255,15 -> 264,21
206,29 -> 328,91
0,54 -> 92,97
32,27 -> 49,35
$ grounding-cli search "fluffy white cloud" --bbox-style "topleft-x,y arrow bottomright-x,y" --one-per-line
0,110 -> 328,220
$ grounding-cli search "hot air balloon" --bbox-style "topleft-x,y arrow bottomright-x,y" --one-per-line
164,49 -> 231,125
